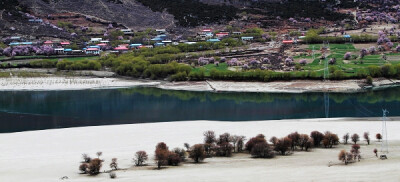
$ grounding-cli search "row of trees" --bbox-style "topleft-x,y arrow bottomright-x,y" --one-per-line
79,129 -> 381,178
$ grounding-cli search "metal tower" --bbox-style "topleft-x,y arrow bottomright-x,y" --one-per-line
381,109 -> 389,153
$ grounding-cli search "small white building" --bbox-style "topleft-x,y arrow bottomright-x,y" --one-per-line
90,38 -> 103,43
121,29 -> 133,35
156,29 -> 167,34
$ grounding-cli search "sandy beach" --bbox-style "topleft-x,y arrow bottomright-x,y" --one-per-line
0,76 -> 399,92
0,118 -> 399,182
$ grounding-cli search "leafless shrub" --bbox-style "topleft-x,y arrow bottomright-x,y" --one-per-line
343,133 -> 349,144
82,153 -> 91,163
245,134 -> 266,152
88,158 -> 103,175
351,133 -> 360,144
134,151 -> 148,166
167,151 -> 181,166
269,136 -> 278,146
288,132 -> 300,151
110,158 -> 118,170
189,144 -> 206,163
322,131 -> 339,148
79,163 -> 88,174
172,148 -> 186,162
363,132 -> 370,145
96,151 -> 102,158
155,142 -> 169,169
251,141 -> 275,158
184,143 -> 190,151
274,137 -> 292,155
298,134 -> 310,151
310,131 -> 324,147
376,133 -> 382,142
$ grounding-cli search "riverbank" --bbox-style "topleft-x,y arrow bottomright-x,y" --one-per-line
0,76 -> 399,92
0,118 -> 399,182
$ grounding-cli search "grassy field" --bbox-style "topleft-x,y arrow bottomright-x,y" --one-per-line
192,62 -> 229,76
299,43 -> 399,77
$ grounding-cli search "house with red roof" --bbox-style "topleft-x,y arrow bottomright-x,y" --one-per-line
85,48 -> 100,55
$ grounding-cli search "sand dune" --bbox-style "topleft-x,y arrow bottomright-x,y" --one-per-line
0,118 -> 399,181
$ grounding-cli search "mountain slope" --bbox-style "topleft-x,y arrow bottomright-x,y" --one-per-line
18,0 -> 175,29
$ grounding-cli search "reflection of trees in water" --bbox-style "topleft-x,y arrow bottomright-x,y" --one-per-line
119,87 -> 400,104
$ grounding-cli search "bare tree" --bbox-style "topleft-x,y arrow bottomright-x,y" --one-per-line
351,133 -> 360,144
251,141 -> 274,158
79,163 -> 88,174
305,138 -> 313,151
236,136 -> 246,152
134,151 -> 148,166
298,134 -> 310,150
343,133 -> 349,144
110,158 -> 118,170
310,131 -> 324,147
269,136 -> 278,145
88,158 -> 103,175
189,144 -> 206,163
203,130 -> 216,157
184,143 -> 190,151
287,132 -> 300,151
363,132 -> 370,145
155,142 -> 169,169
245,134 -> 266,152
274,137 -> 292,155
82,153 -> 91,163
323,131 -> 339,148
376,133 -> 382,142
96,151 -> 103,159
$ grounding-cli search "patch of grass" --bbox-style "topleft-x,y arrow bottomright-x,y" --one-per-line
192,62 -> 228,76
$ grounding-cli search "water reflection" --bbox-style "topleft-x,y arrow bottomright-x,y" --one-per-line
0,87 -> 399,133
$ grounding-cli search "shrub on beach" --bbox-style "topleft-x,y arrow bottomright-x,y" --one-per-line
269,136 -> 278,145
288,132 -> 300,151
79,163 -> 88,174
351,133 -> 359,144
363,132 -> 370,145
274,137 -> 292,155
203,130 -> 217,156
88,158 -> 103,175
189,144 -> 206,163
251,142 -> 275,158
343,133 -> 349,144
155,142 -> 169,169
310,131 -> 324,147
134,151 -> 148,166
167,151 -> 182,166
110,158 -> 118,170
322,131 -> 339,148
376,133 -> 382,142
245,134 -> 266,152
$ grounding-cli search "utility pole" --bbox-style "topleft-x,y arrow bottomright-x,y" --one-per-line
381,109 -> 389,154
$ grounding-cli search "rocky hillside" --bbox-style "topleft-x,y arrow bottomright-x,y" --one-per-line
18,0 -> 175,29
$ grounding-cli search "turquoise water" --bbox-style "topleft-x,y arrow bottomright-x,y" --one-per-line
0,87 -> 399,133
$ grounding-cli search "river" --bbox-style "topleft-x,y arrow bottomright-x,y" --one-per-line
0,87 -> 399,133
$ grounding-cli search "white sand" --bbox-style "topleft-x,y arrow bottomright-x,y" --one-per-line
0,77 -> 160,91
1,77 -> 399,93
0,118 -> 399,182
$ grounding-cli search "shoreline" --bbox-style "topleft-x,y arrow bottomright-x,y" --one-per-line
0,76 -> 399,93
0,118 -> 399,182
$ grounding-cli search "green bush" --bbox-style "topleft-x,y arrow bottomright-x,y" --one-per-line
366,76 -> 373,85
29,60 -> 57,68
